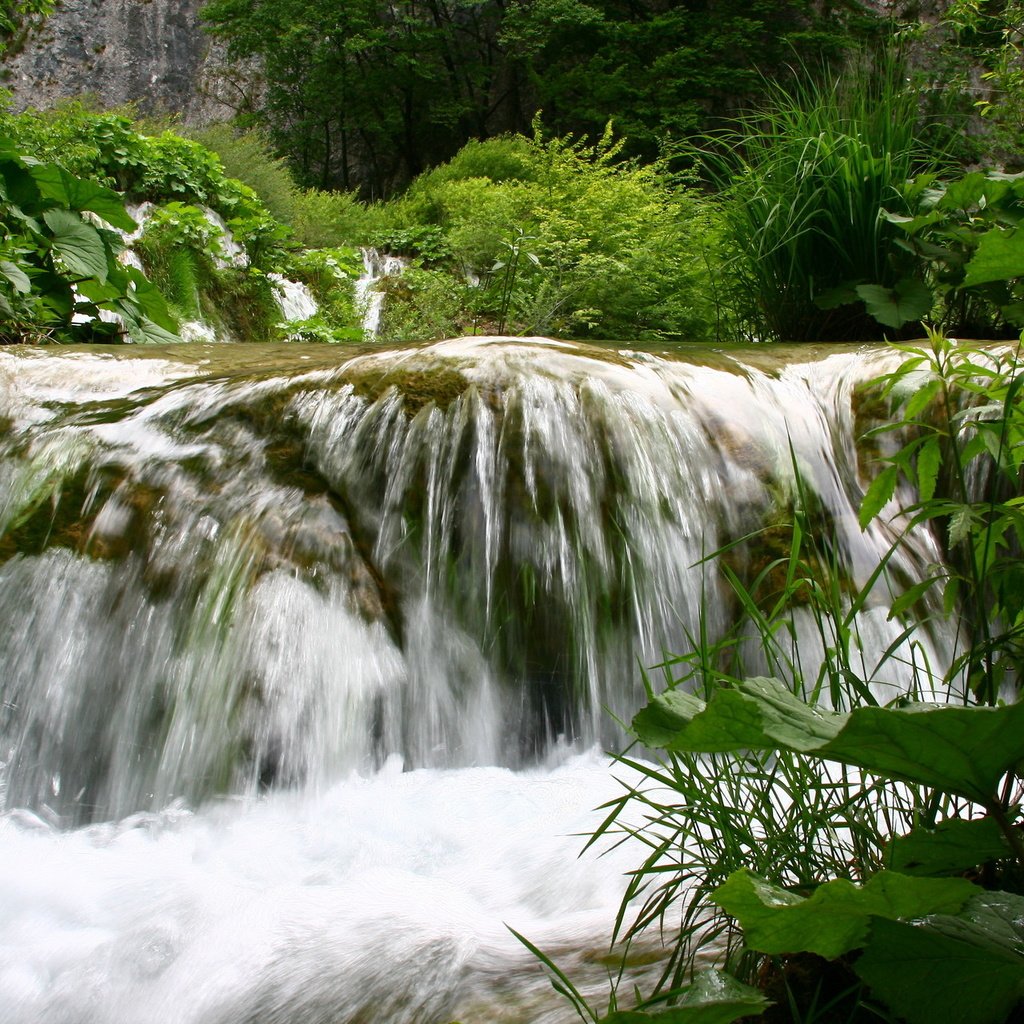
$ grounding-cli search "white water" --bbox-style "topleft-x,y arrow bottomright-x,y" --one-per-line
269,272 -> 320,325
356,248 -> 408,337
0,338 -> 952,1022
1,751 -> 654,1024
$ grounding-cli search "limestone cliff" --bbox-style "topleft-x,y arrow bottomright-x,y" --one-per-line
1,0 -> 236,123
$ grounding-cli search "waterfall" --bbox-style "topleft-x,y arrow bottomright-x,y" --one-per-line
268,272 -> 320,325
355,247 -> 408,337
0,337 -> 948,1023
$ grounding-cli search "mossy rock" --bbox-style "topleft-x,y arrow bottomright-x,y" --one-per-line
344,362 -> 473,415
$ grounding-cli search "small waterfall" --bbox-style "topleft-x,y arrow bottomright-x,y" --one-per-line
0,337 -> 952,1023
0,337 -> 946,820
268,272 -> 319,325
355,247 -> 407,337
119,203 -> 321,341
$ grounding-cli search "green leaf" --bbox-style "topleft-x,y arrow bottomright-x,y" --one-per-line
30,163 -> 136,231
41,208 -> 109,282
915,437 -> 941,501
888,576 -> 940,619
855,893 -> 1024,1024
856,279 -> 933,329
887,817 -> 1013,876
109,265 -> 177,331
859,463 -> 898,529
813,283 -> 860,311
0,259 -> 31,294
114,305 -> 181,345
963,227 -> 1024,287
632,676 -> 1024,803
902,378 -> 942,420
712,869 -> 974,959
600,969 -> 770,1023
949,504 -> 981,547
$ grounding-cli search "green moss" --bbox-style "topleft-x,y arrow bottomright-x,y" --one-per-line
345,364 -> 472,415
203,268 -> 281,343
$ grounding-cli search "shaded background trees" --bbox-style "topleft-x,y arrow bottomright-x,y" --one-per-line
201,0 -> 883,197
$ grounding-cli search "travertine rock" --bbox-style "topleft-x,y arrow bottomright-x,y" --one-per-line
1,0 -> 237,123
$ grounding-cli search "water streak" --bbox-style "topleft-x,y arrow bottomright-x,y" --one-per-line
0,337 -> 952,1022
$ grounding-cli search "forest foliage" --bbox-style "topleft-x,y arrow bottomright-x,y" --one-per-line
199,0 -> 880,197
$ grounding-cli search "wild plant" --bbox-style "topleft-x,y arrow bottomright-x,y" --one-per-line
706,52 -> 943,342
526,331 -> 1024,1023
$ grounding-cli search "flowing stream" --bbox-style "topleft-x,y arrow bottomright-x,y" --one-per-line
0,337 -> 946,1023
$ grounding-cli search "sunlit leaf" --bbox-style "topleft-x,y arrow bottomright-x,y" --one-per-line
963,227 -> 1024,286
712,869 -> 973,959
30,163 -> 136,231
41,208 -> 109,281
859,463 -> 898,529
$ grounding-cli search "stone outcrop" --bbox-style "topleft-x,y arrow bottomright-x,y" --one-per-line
1,0 -> 236,123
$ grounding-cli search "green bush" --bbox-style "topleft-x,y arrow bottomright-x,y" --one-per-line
288,246 -> 364,340
378,267 -> 470,343
878,170 -> 1024,338
0,103 -> 264,220
377,125 -> 724,342
707,54 -> 945,342
188,123 -> 380,249
0,131 -> 177,344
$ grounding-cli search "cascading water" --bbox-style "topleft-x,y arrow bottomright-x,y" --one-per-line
356,248 -> 408,337
0,337 -> 948,1023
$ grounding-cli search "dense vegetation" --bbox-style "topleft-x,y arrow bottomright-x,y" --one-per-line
3,2 -> 1024,346
0,104 -> 366,343
199,0 -> 880,197
531,332 -> 1024,1023
2,1 -> 1024,1020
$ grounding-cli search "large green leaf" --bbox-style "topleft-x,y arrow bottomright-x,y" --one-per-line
600,969 -> 770,1023
30,163 -> 136,231
0,259 -> 31,294
110,265 -> 178,332
887,817 -> 1013,876
114,303 -> 181,345
963,227 -> 1024,287
855,892 -> 1024,1024
632,677 -> 1024,802
712,869 -> 973,959
41,208 -> 110,282
856,279 -> 932,329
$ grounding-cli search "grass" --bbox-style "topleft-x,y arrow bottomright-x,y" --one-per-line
706,52 -> 945,342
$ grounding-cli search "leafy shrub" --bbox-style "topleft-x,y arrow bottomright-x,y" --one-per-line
707,54 -> 945,342
0,132 -> 177,344
288,246 -> 363,339
378,267 -> 470,343
377,125 -> 723,342
879,170 -> 1024,338
187,123 -> 300,224
189,123 -> 380,249
0,103 -> 263,219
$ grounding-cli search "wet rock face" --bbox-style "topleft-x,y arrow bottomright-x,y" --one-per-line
1,0 -> 235,123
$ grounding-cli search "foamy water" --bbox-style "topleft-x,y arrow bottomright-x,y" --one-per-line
1,751 -> 656,1024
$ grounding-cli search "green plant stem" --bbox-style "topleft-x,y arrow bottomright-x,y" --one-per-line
983,797 -> 1024,864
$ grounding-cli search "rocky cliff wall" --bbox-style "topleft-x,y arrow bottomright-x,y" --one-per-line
1,0 -> 235,123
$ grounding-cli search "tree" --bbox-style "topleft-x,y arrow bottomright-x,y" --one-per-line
201,0 -> 889,195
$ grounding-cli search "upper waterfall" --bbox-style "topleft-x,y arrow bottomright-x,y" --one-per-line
0,338 -> 945,824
